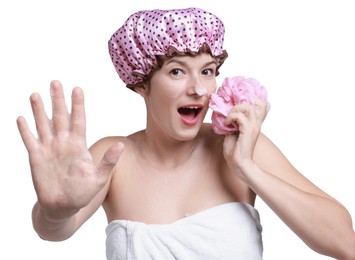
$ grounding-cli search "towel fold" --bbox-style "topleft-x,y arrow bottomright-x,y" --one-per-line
106,202 -> 263,260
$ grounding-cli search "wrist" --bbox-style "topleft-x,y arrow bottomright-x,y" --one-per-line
32,202 -> 78,241
231,158 -> 258,181
32,202 -> 78,229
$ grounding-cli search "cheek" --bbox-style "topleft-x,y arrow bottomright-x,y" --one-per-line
164,89 -> 181,99
150,75 -> 182,99
154,84 -> 183,99
206,81 -> 217,95
148,96 -> 175,127
211,82 -> 217,93
148,90 -> 174,118
150,86 -> 179,104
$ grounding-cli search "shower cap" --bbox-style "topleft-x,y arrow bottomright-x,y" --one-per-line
108,7 -> 228,89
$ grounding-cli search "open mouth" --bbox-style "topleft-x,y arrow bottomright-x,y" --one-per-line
178,105 -> 203,120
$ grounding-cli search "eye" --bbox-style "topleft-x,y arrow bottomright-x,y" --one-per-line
202,68 -> 215,76
169,68 -> 184,77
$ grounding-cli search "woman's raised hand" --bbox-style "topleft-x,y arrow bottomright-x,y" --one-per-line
17,80 -> 123,218
222,99 -> 268,179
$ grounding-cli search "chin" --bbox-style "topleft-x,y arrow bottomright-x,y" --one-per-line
175,125 -> 202,141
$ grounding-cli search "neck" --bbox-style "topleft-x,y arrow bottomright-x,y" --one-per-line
138,129 -> 199,169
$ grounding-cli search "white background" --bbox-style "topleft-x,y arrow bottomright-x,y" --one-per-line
1,0 -> 354,259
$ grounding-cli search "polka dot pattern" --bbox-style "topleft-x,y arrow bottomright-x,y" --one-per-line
108,7 -> 226,87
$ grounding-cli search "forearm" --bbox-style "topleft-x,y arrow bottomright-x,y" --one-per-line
241,161 -> 355,259
32,202 -> 79,241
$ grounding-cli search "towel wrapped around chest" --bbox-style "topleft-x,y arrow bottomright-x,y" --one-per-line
105,202 -> 263,260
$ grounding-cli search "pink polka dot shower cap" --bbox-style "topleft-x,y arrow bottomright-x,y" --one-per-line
108,7 -> 228,89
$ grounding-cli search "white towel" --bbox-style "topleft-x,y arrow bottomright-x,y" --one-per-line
105,202 -> 263,260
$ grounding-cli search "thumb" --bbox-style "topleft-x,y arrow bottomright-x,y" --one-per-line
97,142 -> 125,177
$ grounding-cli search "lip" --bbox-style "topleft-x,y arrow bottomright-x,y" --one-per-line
178,103 -> 204,126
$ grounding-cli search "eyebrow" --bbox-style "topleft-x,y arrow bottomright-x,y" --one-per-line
165,58 -> 217,68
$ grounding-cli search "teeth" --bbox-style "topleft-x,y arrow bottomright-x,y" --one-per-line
179,106 -> 202,110
184,106 -> 201,109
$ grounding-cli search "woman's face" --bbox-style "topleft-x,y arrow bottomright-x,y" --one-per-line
144,53 -> 218,141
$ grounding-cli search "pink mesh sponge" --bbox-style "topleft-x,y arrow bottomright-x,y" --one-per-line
209,76 -> 271,135
108,7 -> 227,88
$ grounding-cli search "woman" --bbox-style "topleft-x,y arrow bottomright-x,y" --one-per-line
17,7 -> 355,260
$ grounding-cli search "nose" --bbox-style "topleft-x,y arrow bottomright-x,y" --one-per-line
195,86 -> 208,96
187,77 -> 208,96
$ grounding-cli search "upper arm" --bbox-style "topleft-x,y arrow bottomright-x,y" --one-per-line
73,136 -> 122,227
253,132 -> 337,201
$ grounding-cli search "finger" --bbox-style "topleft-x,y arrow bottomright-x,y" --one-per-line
50,80 -> 69,133
225,110 -> 249,130
255,99 -> 268,122
230,104 -> 254,116
224,111 -> 242,127
96,142 -> 125,178
70,87 -> 86,137
16,116 -> 39,153
30,92 -> 52,142
225,104 -> 254,125
238,103 -> 258,124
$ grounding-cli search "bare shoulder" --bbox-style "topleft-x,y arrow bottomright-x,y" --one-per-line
254,132 -> 303,180
254,133 -> 287,165
89,133 -> 140,165
254,132 -> 336,200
